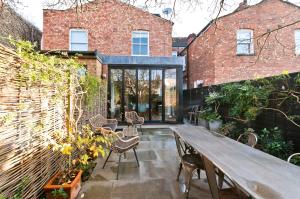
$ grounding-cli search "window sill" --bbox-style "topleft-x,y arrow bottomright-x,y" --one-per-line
236,53 -> 255,56
131,55 -> 150,57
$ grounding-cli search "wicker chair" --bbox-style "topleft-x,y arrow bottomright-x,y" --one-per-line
174,133 -> 204,199
125,111 -> 144,131
237,132 -> 258,148
288,153 -> 300,163
102,131 -> 139,180
89,114 -> 118,133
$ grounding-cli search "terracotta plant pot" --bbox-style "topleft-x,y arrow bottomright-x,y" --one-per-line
44,170 -> 83,199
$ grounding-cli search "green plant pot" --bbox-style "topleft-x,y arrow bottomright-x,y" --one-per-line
209,120 -> 222,131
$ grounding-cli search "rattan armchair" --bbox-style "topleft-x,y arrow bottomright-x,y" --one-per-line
125,111 -> 144,131
89,114 -> 118,133
102,130 -> 140,180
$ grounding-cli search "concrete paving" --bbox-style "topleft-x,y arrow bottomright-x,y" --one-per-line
79,128 -> 212,199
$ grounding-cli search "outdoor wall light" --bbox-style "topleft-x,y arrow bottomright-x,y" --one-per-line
101,73 -> 107,79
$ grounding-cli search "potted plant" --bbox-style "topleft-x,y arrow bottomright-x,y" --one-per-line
206,111 -> 222,131
204,92 -> 223,131
198,110 -> 209,129
44,125 -> 111,199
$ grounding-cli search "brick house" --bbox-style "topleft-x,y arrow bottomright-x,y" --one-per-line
43,0 -> 184,123
181,0 -> 300,88
172,34 -> 196,56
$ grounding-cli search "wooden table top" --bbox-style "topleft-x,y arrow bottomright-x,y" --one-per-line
170,124 -> 300,199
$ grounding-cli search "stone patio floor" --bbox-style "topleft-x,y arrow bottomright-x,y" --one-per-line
79,128 -> 212,199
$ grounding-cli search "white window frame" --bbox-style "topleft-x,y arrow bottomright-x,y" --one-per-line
295,29 -> 300,55
236,29 -> 254,55
131,31 -> 149,56
69,29 -> 88,51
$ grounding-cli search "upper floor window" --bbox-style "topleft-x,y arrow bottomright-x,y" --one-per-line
132,31 -> 149,56
236,29 -> 254,55
295,30 -> 300,55
70,29 -> 88,51
172,51 -> 178,57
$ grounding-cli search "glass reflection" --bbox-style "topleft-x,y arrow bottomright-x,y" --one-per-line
110,69 -> 122,121
138,70 -> 150,120
165,69 -> 177,122
124,69 -> 137,112
151,70 -> 163,121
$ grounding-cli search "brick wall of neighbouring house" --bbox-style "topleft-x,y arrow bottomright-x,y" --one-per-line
186,0 -> 300,87
77,57 -> 108,124
43,0 -> 172,57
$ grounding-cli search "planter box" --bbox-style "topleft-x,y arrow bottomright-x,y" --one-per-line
198,118 -> 209,129
209,120 -> 222,132
44,170 -> 83,199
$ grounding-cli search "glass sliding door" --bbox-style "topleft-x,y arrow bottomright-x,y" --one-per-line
138,70 -> 150,120
165,69 -> 177,122
110,69 -> 123,121
124,69 -> 137,112
150,70 -> 163,121
108,67 -> 180,123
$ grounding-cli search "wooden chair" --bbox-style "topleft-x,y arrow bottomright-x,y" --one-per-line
102,130 -> 139,180
218,132 -> 258,190
174,133 -> 204,199
288,153 -> 300,163
188,105 -> 199,124
125,111 -> 144,131
89,114 -> 118,132
203,156 -> 249,199
237,132 -> 258,148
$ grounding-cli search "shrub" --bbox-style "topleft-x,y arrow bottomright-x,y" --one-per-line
258,127 -> 293,160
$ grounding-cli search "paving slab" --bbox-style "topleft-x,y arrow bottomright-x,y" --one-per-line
79,128 -> 212,199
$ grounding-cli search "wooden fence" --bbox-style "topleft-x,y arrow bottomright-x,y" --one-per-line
183,78 -> 300,152
0,45 -> 65,198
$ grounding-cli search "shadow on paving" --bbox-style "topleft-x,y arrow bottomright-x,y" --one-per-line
79,128 -> 212,199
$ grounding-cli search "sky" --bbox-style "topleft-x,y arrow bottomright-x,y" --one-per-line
15,0 -> 300,37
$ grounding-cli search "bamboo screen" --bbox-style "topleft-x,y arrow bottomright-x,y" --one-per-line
0,44 -> 65,198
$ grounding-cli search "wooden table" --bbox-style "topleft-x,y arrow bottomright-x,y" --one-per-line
171,124 -> 300,199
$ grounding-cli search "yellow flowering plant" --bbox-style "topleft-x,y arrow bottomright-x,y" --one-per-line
48,125 -> 112,185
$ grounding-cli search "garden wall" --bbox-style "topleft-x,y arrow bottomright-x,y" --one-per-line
183,75 -> 300,152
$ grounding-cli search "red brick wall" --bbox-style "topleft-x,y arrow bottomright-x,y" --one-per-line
77,58 -> 108,122
43,0 -> 172,57
187,0 -> 300,87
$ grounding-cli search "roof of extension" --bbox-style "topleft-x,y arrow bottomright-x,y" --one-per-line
179,0 -> 300,55
43,0 -> 173,24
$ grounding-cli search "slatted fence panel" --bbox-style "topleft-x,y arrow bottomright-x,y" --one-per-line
0,45 -> 64,198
